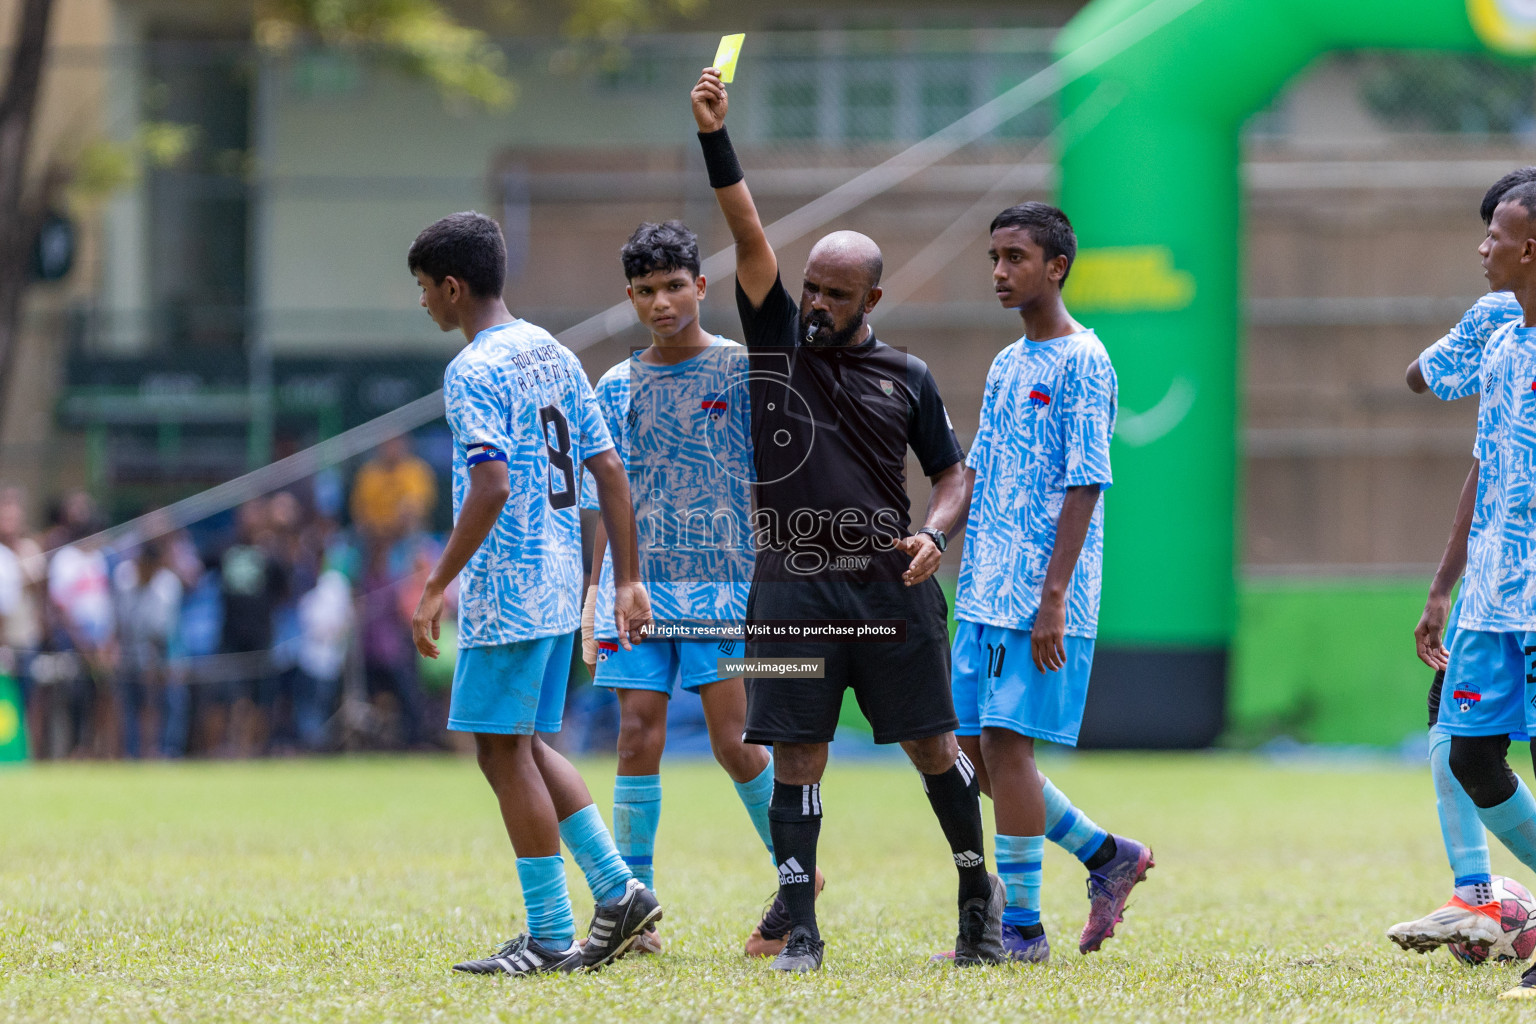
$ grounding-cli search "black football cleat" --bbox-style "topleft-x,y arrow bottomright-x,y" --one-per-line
580,878 -> 663,971
452,933 -> 582,976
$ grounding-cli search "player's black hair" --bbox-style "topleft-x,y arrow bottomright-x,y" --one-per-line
407,211 -> 506,299
1499,181 -> 1536,223
1482,167 -> 1536,225
620,221 -> 701,281
989,201 -> 1077,284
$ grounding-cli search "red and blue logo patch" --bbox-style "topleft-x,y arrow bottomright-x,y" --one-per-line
596,640 -> 619,662
1028,383 -> 1052,408
1453,688 -> 1482,712
700,395 -> 728,419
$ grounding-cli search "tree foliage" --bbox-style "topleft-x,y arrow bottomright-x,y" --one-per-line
0,0 -> 710,423
255,0 -> 515,108
251,0 -> 709,109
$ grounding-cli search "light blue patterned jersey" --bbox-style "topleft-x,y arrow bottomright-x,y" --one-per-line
954,330 -> 1116,637
444,320 -> 613,647
581,339 -> 754,639
1419,291 -> 1522,400
1461,319 -> 1536,632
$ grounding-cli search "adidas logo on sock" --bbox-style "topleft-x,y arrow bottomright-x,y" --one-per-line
778,857 -> 811,885
954,849 -> 984,868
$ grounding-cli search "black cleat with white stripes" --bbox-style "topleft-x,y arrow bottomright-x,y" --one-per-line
452,933 -> 582,976
580,877 -> 663,971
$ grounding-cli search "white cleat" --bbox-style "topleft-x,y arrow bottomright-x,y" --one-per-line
1387,897 -> 1501,953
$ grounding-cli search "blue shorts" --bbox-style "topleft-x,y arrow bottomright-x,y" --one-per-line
1436,628 -> 1536,738
951,620 -> 1095,747
594,637 -> 743,695
448,633 -> 573,735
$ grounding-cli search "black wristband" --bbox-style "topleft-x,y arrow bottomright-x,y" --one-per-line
697,126 -> 744,189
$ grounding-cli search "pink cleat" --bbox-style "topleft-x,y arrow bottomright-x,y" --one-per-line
1079,835 -> 1153,954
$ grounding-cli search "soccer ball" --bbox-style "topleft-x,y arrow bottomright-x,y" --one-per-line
1449,876 -> 1536,965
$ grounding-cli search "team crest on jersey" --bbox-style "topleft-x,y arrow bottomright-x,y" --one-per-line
878,379 -> 895,397
700,395 -> 728,420
596,640 -> 619,662
1028,383 -> 1053,408
1453,688 -> 1482,712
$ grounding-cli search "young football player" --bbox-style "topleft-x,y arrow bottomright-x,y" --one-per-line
579,220 -> 810,956
407,211 -> 660,975
1389,167 -> 1536,956
944,202 -> 1153,963
1412,183 -> 1536,1001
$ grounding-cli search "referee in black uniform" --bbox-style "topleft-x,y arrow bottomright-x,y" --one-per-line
691,67 -> 1003,972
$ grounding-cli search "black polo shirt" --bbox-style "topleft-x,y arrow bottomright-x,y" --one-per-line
737,276 -> 963,583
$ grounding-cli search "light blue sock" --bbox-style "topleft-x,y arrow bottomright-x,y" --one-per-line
612,775 -> 662,891
733,758 -> 776,861
1041,773 -> 1109,863
1429,726 -> 1493,899
558,803 -> 634,904
995,833 -> 1044,928
515,855 -> 575,948
1477,781 -> 1536,875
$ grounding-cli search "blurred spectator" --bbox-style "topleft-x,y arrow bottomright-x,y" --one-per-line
211,500 -> 288,757
112,537 -> 182,758
398,535 -> 455,746
360,534 -> 431,749
44,492 -> 116,757
262,492 -> 314,753
0,489 -> 45,754
164,566 -> 221,757
4,438 -> 535,761
42,491 -> 99,552
294,566 -> 353,750
0,488 -> 44,652
0,527 -> 21,661
350,436 -> 436,540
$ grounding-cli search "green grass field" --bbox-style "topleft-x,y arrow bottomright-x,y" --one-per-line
3,752 -> 1534,1023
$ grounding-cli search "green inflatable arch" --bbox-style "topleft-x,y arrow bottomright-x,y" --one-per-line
1052,0 -> 1522,746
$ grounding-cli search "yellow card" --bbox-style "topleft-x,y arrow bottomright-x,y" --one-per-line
712,33 -> 745,83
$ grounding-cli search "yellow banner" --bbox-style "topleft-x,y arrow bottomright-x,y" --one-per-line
1468,0 -> 1536,54
1062,246 -> 1195,314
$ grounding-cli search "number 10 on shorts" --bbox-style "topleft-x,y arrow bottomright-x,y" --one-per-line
986,642 -> 1006,680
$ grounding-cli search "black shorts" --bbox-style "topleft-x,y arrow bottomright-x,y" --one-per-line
742,575 -> 957,745
1428,668 -> 1445,728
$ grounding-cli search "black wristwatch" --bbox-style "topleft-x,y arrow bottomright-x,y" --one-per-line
919,527 -> 947,553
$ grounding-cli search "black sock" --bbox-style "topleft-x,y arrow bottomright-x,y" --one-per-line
1083,834 -> 1118,872
921,751 -> 991,906
769,780 -> 822,938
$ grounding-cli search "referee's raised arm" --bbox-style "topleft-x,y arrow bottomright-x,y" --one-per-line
692,68 -> 777,307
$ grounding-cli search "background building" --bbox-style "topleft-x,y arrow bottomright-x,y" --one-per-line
0,0 -> 1526,747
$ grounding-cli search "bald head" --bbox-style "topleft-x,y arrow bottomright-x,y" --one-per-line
808,230 -> 883,291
